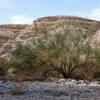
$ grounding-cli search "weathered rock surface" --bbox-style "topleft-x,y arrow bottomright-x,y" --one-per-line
0,16 -> 100,57
0,24 -> 28,56
92,29 -> 100,45
0,24 -> 28,47
16,16 -> 100,40
0,40 -> 17,57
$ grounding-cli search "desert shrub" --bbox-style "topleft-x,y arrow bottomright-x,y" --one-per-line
8,29 -> 100,80
91,46 -> 100,79
10,42 -> 38,72
88,28 -> 97,36
31,30 -> 95,79
0,57 -> 9,76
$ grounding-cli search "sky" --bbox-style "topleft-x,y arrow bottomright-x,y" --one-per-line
0,0 -> 100,24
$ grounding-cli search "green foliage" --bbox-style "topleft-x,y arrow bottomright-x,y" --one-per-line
88,28 -> 96,36
10,42 -> 37,71
0,57 -> 8,76
66,18 -> 72,25
31,30 -> 95,78
1,28 -> 100,80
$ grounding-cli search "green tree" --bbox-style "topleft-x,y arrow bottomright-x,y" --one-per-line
32,30 -> 94,78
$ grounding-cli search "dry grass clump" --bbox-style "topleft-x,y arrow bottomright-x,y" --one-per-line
10,86 -> 25,95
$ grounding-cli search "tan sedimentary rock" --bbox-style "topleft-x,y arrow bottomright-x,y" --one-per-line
0,24 -> 28,47
0,16 -> 100,57
92,29 -> 100,45
0,24 -> 28,56
16,16 -> 100,40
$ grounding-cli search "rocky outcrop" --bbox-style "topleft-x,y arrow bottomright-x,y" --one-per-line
0,24 -> 28,48
0,24 -> 28,38
0,40 -> 17,57
16,16 -> 100,40
33,16 -> 100,29
0,16 -> 100,57
0,24 -> 29,57
92,29 -> 100,45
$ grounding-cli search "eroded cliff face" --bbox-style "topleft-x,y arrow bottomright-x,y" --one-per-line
0,16 -> 100,57
16,16 -> 100,40
0,24 -> 28,47
0,24 -> 29,56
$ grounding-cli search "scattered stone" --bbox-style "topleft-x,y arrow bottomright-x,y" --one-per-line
0,79 -> 99,100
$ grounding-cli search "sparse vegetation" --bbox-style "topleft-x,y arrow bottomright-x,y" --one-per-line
10,86 -> 25,95
0,18 -> 100,81
31,29 -> 99,80
7,28 -> 100,80
0,57 -> 9,76
11,42 -> 37,71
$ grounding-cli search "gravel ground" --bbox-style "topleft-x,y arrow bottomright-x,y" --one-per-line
0,79 -> 100,100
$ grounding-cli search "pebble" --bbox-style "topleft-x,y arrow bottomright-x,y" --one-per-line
0,79 -> 99,100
